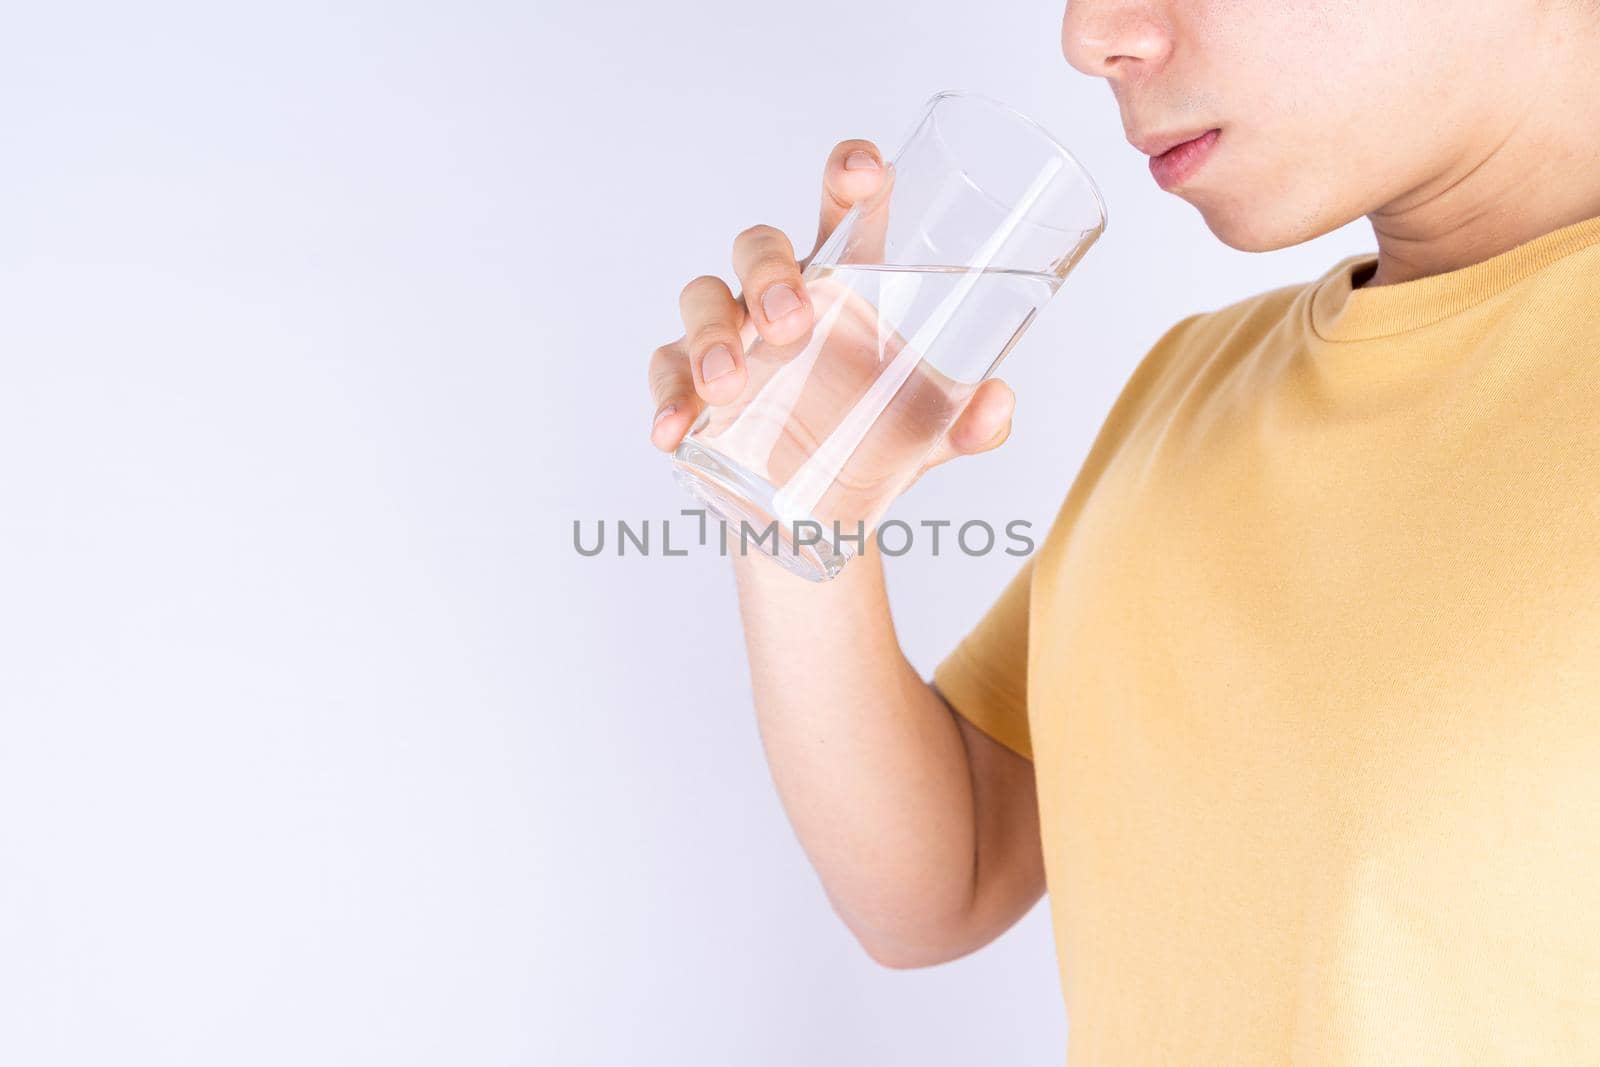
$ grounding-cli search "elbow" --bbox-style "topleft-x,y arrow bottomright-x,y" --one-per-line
828,888 -> 1016,970
848,923 -> 980,971
860,942 -> 953,971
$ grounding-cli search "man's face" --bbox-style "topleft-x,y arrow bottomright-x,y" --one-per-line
1062,0 -> 1535,251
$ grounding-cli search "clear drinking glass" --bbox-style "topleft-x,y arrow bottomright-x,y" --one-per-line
671,89 -> 1106,581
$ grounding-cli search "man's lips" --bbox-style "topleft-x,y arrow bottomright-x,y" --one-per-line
1144,128 -> 1222,190
1129,127 -> 1221,158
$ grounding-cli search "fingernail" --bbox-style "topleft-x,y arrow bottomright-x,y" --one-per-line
652,402 -> 677,426
845,150 -> 879,170
761,284 -> 802,323
701,344 -> 735,382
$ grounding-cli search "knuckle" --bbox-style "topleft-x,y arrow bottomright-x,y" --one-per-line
648,359 -> 688,398
648,341 -> 687,374
736,222 -> 783,245
748,254 -> 800,287
679,273 -> 723,303
735,225 -> 797,265
688,322 -> 734,350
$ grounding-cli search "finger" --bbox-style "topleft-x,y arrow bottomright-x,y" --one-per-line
730,224 -> 813,346
647,340 -> 702,451
678,273 -> 749,407
925,378 -> 1016,467
809,139 -> 890,265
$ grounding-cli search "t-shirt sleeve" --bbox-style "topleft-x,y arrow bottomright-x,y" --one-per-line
931,554 -> 1035,761
929,308 -> 1239,763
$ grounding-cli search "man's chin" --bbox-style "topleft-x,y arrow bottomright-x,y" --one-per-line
1198,201 -> 1349,255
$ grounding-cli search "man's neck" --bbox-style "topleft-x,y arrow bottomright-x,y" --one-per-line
1362,31 -> 1600,289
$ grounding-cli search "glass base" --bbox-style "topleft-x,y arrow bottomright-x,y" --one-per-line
670,438 -> 851,582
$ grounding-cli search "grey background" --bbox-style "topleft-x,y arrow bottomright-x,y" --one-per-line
0,2 -> 1370,1064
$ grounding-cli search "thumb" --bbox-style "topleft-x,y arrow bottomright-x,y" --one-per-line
922,378 -> 1016,469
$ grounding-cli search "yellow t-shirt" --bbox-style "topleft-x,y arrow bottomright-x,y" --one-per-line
932,212 -> 1600,1064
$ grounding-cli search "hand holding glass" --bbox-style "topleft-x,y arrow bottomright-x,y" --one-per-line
670,90 -> 1106,581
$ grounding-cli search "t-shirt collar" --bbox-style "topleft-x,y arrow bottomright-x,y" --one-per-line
1309,211 -> 1600,343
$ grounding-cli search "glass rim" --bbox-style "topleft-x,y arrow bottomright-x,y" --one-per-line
916,88 -> 1109,234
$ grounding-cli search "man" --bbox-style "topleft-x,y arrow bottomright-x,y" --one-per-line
646,1 -> 1600,1061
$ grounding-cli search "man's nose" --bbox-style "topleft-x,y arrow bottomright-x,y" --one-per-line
1061,0 -> 1173,80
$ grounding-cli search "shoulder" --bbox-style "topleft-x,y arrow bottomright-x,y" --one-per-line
1159,274 -> 1321,357
1116,275 -> 1317,415
1028,270 -> 1333,578
1140,257 -> 1375,393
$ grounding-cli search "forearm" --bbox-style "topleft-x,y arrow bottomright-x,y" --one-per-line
730,535 -> 1041,965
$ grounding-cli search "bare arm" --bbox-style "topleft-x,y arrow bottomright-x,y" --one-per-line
648,139 -> 1043,967
732,539 -> 1044,967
